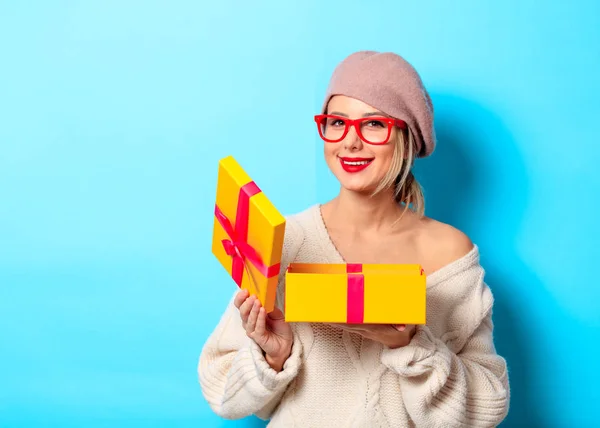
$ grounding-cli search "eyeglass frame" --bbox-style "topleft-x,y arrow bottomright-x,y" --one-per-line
314,114 -> 407,145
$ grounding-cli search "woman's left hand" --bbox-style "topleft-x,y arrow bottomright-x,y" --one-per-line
328,323 -> 417,349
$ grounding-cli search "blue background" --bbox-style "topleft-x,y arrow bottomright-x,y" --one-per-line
1,1 -> 599,427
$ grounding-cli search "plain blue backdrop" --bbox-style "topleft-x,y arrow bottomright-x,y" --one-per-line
1,1 -> 599,427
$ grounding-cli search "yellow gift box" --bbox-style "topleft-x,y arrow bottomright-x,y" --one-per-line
211,156 -> 286,313
284,263 -> 426,324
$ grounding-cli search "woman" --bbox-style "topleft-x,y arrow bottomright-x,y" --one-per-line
198,51 -> 510,427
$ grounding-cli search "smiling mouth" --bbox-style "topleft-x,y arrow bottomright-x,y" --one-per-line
339,157 -> 374,165
338,157 -> 374,173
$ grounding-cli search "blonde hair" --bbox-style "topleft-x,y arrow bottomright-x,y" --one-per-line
372,128 -> 425,217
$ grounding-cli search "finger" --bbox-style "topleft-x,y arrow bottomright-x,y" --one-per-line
246,299 -> 260,335
234,289 -> 249,308
255,307 -> 267,337
239,295 -> 256,323
267,306 -> 285,320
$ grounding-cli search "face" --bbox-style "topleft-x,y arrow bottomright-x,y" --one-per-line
321,95 -> 398,194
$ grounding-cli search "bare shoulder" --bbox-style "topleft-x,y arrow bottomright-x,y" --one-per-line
414,216 -> 474,274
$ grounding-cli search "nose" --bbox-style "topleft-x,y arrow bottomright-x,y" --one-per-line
343,125 -> 363,151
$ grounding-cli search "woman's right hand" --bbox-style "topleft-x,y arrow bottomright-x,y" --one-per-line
234,289 -> 293,372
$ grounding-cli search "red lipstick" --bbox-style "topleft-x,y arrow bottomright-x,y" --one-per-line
339,157 -> 374,173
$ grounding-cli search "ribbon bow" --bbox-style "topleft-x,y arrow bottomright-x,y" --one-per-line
214,181 -> 279,288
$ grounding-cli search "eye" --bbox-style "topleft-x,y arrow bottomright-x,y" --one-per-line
328,118 -> 346,127
365,119 -> 386,128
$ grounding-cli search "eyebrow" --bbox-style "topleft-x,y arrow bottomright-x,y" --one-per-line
329,111 -> 389,118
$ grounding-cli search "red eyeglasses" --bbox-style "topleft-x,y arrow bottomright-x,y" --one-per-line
314,114 -> 407,145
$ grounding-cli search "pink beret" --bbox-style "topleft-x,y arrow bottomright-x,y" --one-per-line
321,51 -> 436,158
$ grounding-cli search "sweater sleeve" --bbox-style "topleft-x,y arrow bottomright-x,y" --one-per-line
197,295 -> 303,420
381,275 -> 509,427
197,216 -> 305,420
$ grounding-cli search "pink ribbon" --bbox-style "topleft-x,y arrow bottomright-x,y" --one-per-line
344,264 -> 425,324
214,181 -> 280,288
346,263 -> 364,323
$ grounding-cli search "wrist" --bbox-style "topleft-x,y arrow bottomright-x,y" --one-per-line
387,325 -> 417,349
264,345 -> 292,372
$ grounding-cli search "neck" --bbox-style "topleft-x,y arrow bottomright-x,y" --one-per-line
326,187 -> 406,232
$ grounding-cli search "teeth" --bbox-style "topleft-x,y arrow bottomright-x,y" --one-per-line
343,160 -> 371,166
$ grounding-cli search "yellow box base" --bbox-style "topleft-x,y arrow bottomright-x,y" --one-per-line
284,263 -> 426,324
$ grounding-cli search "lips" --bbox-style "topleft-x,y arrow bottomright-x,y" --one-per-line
339,157 -> 374,173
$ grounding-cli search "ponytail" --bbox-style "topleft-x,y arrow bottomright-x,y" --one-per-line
395,169 -> 425,216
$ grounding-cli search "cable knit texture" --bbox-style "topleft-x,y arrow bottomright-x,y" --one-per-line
198,204 -> 510,427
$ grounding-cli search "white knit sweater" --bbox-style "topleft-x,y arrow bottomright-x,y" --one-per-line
198,205 -> 510,427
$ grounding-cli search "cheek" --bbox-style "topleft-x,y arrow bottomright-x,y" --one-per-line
374,145 -> 395,170
323,144 -> 338,161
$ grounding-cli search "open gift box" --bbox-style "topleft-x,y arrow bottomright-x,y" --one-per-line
284,263 -> 426,324
211,155 -> 286,313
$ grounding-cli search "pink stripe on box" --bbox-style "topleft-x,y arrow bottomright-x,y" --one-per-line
346,264 -> 364,323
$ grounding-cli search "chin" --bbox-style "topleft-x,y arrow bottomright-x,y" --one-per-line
336,175 -> 379,194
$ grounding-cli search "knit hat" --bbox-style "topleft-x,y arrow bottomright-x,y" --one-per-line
321,51 -> 435,158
